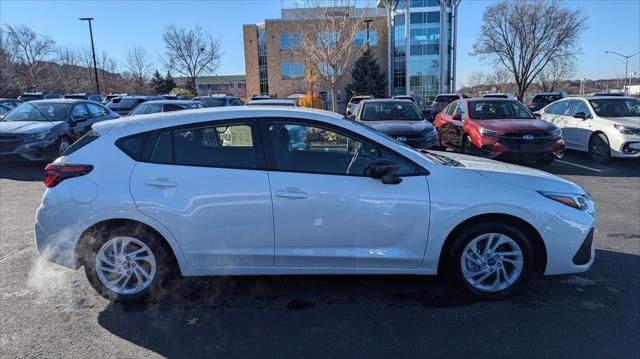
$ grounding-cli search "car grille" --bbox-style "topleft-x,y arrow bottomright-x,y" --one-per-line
499,133 -> 553,152
0,135 -> 24,152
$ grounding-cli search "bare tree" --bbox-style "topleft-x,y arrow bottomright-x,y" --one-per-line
162,25 -> 222,95
537,58 -> 575,92
293,0 -> 370,111
488,66 -> 512,93
466,71 -> 485,97
472,0 -> 587,101
3,24 -> 56,91
0,27 -> 19,97
125,45 -> 152,93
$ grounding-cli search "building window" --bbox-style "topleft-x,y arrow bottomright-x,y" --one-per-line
317,31 -> 339,49
280,32 -> 301,49
354,30 -> 377,47
257,26 -> 269,95
317,62 -> 342,77
281,63 -> 304,80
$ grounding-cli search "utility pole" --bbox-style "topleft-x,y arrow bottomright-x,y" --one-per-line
604,51 -> 640,90
79,17 -> 100,94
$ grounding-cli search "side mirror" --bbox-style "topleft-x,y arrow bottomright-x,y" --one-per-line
533,113 -> 541,119
452,113 -> 462,121
364,158 -> 403,185
574,112 -> 587,120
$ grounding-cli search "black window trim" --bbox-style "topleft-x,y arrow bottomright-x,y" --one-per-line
118,118 -> 267,171
256,117 -> 428,177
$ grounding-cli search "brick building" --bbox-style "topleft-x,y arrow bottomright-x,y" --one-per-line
243,7 -> 388,111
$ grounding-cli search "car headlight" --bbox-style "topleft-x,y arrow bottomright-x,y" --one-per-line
614,124 -> 640,135
478,128 -> 498,137
539,191 -> 590,211
551,127 -> 562,138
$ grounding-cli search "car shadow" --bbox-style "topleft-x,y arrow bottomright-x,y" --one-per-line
0,160 -> 45,181
528,150 -> 640,177
97,249 -> 639,358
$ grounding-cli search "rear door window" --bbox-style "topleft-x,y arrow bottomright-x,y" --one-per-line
86,103 -> 106,117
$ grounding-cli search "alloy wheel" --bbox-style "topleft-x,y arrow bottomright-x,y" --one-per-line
460,233 -> 524,292
95,236 -> 157,295
590,136 -> 609,162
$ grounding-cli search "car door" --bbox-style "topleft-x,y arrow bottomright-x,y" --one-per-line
129,119 -> 274,267
434,102 -> 455,147
563,100 -> 592,150
261,119 -> 430,269
68,103 -> 93,141
451,101 -> 467,150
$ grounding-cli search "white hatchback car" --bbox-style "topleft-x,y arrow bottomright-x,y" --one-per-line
538,96 -> 640,162
36,107 -> 595,301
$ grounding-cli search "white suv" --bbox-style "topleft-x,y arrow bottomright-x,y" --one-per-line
36,107 -> 595,301
538,96 -> 640,162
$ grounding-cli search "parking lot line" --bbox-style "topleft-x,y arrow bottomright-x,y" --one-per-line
556,160 -> 603,173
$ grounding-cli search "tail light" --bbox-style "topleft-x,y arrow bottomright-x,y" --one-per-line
44,164 -> 93,188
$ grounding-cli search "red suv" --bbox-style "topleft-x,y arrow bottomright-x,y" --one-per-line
433,98 -> 564,163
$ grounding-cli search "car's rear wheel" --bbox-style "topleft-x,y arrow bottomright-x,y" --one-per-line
448,222 -> 533,299
589,133 -> 611,163
83,226 -> 173,302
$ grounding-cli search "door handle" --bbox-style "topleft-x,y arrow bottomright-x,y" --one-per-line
274,188 -> 308,199
145,178 -> 177,188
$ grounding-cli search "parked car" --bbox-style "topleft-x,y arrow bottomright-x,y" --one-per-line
0,99 -> 118,162
35,107 -> 595,302
352,99 -> 438,149
527,92 -> 567,112
590,92 -> 627,97
17,92 -> 63,101
434,98 -> 564,164
64,93 -> 103,102
103,93 -> 134,104
250,95 -> 271,100
392,94 -> 416,103
0,98 -> 22,109
346,95 -> 372,116
482,93 -> 515,99
192,94 -> 243,107
160,94 -> 190,101
538,96 -> 640,162
127,100 -> 205,116
430,93 -> 464,118
245,99 -> 296,107
106,96 -> 150,115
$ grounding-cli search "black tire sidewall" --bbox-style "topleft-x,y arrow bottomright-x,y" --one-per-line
589,133 -> 611,163
83,225 -> 172,302
448,222 -> 534,300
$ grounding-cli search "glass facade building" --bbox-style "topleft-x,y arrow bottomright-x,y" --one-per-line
391,0 -> 457,109
257,25 -> 269,95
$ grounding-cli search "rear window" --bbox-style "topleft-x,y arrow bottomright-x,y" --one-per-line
532,95 -> 562,103
199,98 -> 227,107
349,97 -> 370,105
64,130 -> 100,156
116,133 -> 149,160
434,95 -> 459,103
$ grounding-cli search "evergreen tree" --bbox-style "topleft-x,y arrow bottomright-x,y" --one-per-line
163,71 -> 176,93
345,49 -> 387,101
149,70 -> 164,94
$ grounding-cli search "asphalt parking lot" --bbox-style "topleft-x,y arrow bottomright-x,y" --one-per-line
1,151 -> 638,358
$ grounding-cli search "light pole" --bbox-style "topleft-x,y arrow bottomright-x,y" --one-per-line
79,17 -> 100,94
604,51 -> 639,90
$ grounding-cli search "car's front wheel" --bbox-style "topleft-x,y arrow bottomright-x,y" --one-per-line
448,222 -> 533,299
83,226 -> 173,302
589,133 -> 611,163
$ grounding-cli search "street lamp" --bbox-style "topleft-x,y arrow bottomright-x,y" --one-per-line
604,51 -> 640,90
79,17 -> 100,94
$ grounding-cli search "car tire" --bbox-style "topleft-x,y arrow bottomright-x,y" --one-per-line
588,133 -> 611,163
448,221 -> 534,300
83,225 -> 175,302
462,136 -> 475,155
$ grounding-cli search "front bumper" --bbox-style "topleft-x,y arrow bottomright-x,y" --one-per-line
395,131 -> 439,150
478,137 -> 565,160
0,138 -> 57,161
542,204 -> 596,275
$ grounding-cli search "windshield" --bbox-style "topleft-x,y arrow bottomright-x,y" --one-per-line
468,100 -> 534,120
588,98 -> 640,118
2,102 -> 70,122
532,95 -> 562,103
361,102 -> 423,121
434,95 -> 459,103
198,98 -> 227,107
129,103 -> 163,116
